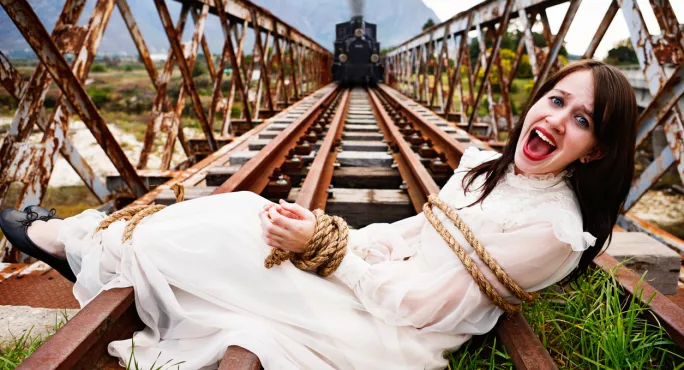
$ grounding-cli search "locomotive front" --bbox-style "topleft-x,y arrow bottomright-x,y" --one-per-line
332,16 -> 383,86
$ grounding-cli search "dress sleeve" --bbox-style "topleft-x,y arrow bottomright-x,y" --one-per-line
333,219 -> 579,331
346,214 -> 424,264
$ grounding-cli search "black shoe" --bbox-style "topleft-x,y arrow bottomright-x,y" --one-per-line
23,205 -> 61,221
0,209 -> 76,282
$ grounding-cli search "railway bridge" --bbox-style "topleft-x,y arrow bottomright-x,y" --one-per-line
0,0 -> 683,368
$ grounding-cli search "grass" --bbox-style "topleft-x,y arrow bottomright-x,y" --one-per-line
124,340 -> 184,370
0,310 -> 71,369
447,265 -> 684,369
0,311 -> 183,370
447,335 -> 513,369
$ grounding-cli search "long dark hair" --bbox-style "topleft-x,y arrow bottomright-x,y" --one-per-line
462,60 -> 637,282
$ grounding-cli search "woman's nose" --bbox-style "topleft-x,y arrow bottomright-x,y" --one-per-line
546,112 -> 565,135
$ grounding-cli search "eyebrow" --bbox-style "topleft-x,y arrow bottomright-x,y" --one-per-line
551,88 -> 594,116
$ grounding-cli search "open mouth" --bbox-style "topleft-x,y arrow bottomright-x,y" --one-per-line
523,128 -> 557,161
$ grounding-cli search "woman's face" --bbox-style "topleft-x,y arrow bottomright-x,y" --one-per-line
514,70 -> 600,176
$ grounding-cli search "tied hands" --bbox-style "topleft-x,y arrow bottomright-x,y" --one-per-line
259,200 -> 316,254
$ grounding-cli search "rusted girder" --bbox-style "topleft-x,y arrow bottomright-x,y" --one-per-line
215,0 -> 253,128
0,0 -> 147,198
188,0 -> 328,55
116,0 -> 159,89
528,0 -> 582,99
158,4 -> 211,170
137,4 -> 191,170
383,0 -> 684,252
0,51 -> 110,204
154,0 -> 218,153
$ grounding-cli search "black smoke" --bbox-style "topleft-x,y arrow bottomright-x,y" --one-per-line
350,0 -> 364,16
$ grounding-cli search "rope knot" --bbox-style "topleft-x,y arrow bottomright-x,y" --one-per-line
264,209 -> 349,277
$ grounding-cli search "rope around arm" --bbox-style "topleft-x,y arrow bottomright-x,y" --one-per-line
264,209 -> 349,277
423,194 -> 537,312
93,183 -> 185,243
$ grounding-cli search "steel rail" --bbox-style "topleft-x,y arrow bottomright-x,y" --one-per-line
296,90 -> 351,211
377,84 -> 476,167
594,252 -> 684,348
212,84 -> 339,195
368,89 -> 438,209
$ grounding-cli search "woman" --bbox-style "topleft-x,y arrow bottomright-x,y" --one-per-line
1,60 -> 636,369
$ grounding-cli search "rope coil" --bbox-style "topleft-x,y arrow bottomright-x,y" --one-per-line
264,209 -> 349,277
423,194 -> 537,312
94,183 -> 185,243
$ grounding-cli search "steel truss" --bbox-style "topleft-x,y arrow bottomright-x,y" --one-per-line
0,0 -> 332,261
383,0 -> 684,254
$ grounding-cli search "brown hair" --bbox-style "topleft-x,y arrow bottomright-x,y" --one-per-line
462,60 -> 638,282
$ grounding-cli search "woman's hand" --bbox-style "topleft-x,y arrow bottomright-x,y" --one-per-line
259,200 -> 316,254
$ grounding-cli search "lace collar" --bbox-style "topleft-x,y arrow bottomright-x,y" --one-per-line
504,164 -> 569,190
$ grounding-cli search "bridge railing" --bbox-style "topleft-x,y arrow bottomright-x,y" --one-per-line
383,0 -> 684,254
0,0 -> 332,262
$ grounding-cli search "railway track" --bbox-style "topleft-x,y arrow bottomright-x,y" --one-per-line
17,84 -> 684,369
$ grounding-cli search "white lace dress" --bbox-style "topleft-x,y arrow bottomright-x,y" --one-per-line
59,147 -> 596,370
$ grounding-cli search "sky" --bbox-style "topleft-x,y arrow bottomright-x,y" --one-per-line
422,0 -> 684,59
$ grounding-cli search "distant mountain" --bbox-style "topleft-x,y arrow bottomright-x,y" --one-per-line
0,0 -> 438,57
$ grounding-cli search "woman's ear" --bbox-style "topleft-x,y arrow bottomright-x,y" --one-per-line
580,145 -> 605,163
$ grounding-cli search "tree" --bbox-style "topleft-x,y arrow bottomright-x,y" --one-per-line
192,60 -> 208,77
422,18 -> 435,31
469,37 -> 480,68
604,38 -> 638,65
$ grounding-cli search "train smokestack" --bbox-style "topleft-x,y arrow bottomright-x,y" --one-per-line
349,0 -> 364,17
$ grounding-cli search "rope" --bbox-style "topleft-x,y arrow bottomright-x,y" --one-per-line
94,183 -> 185,244
264,209 -> 349,277
423,194 -> 537,312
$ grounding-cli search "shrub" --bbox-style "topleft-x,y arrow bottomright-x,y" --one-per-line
86,86 -> 113,108
91,64 -> 106,73
192,62 -> 208,77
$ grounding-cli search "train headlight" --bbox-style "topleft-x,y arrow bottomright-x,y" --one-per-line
370,54 -> 379,63
339,54 -> 348,63
354,28 -> 365,38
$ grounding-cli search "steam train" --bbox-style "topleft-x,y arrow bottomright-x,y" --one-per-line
332,16 -> 384,86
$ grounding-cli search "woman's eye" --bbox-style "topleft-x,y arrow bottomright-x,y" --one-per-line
551,97 -> 563,107
577,116 -> 589,127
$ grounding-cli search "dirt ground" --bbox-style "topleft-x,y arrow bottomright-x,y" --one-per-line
0,305 -> 79,347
